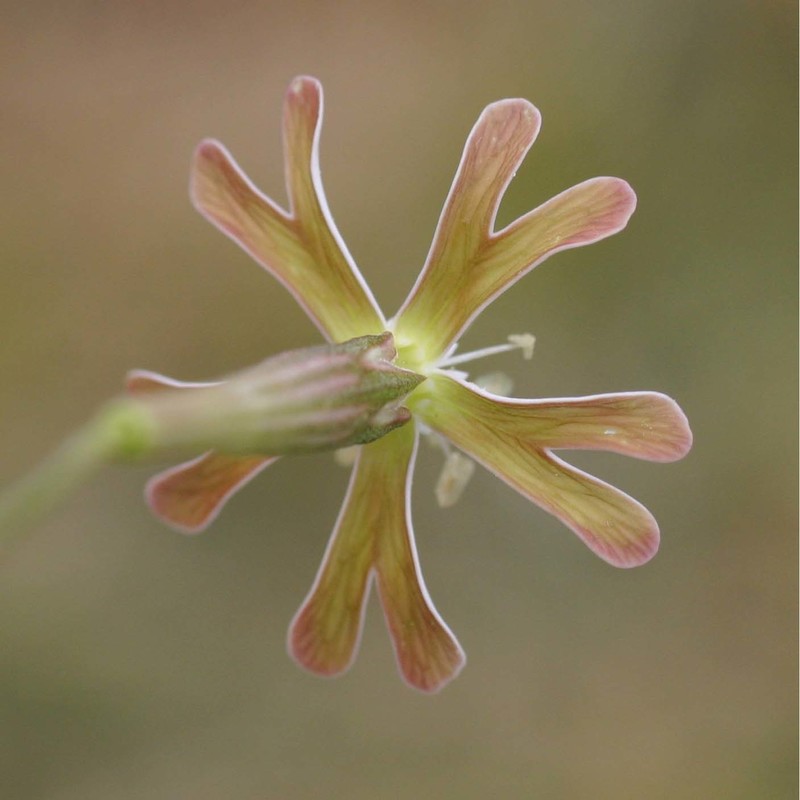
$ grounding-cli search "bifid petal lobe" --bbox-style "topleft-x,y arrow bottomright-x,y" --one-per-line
392,97 -> 636,364
191,77 -> 384,342
289,424 -> 465,692
412,374 -> 692,567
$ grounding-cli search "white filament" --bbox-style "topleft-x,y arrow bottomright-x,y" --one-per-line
438,333 -> 535,368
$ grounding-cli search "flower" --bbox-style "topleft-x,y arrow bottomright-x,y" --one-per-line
133,76 -> 692,692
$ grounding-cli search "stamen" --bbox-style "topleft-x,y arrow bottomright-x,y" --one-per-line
334,445 -> 359,467
438,333 -> 535,368
421,426 -> 478,508
435,451 -> 476,508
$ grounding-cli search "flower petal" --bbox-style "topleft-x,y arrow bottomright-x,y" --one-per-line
289,425 -> 464,691
191,76 -> 384,342
415,374 -> 674,567
146,452 -> 275,534
392,98 -> 636,362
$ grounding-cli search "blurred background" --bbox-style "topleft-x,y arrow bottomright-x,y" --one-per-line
0,1 -> 796,798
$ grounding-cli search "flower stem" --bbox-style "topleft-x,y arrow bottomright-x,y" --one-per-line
0,406 -> 130,550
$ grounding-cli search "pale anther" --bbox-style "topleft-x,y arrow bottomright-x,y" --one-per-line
507,333 -> 535,359
435,451 -> 477,508
334,445 -> 359,467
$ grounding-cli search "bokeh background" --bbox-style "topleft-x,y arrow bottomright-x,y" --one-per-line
1,2 -> 796,798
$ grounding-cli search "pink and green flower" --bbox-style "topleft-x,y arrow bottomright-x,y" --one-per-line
134,76 -> 692,692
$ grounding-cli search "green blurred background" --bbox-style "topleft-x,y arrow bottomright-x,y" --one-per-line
1,2 -> 796,798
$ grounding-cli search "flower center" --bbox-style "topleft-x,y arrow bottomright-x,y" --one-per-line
408,333 -> 535,508
394,333 -> 535,377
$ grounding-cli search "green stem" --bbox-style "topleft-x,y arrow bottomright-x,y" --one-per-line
0,407 -> 129,550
